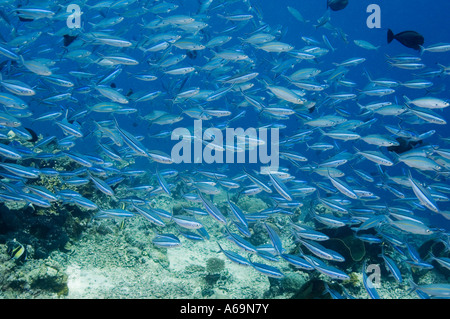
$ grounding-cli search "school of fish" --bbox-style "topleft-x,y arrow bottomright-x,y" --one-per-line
0,0 -> 450,299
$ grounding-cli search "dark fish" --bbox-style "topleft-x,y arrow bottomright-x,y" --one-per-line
387,29 -> 424,50
387,138 -> 422,154
19,17 -> 34,22
63,34 -> 78,47
24,127 -> 38,142
327,0 -> 349,11
6,239 -> 27,261
186,50 -> 197,59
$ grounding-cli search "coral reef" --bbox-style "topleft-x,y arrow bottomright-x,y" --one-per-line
0,246 -> 68,298
206,257 -> 225,274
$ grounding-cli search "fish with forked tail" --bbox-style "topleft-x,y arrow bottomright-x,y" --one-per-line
387,29 -> 424,50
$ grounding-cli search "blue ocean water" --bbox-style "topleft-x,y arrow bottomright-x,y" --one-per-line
0,0 -> 449,298
255,0 -> 450,229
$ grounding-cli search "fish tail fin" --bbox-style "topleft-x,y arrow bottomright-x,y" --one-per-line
387,29 -> 394,44
386,60 -> 394,70
363,68 -> 373,82
112,116 -> 121,131
419,45 -> 425,56
437,63 -> 446,70
356,102 -> 366,110
235,188 -> 243,203
373,163 -> 385,177
426,250 -> 436,262
390,151 -> 400,165
407,279 -> 418,294
403,102 -> 412,114
217,242 -> 225,254
403,95 -> 412,104
280,74 -> 292,83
